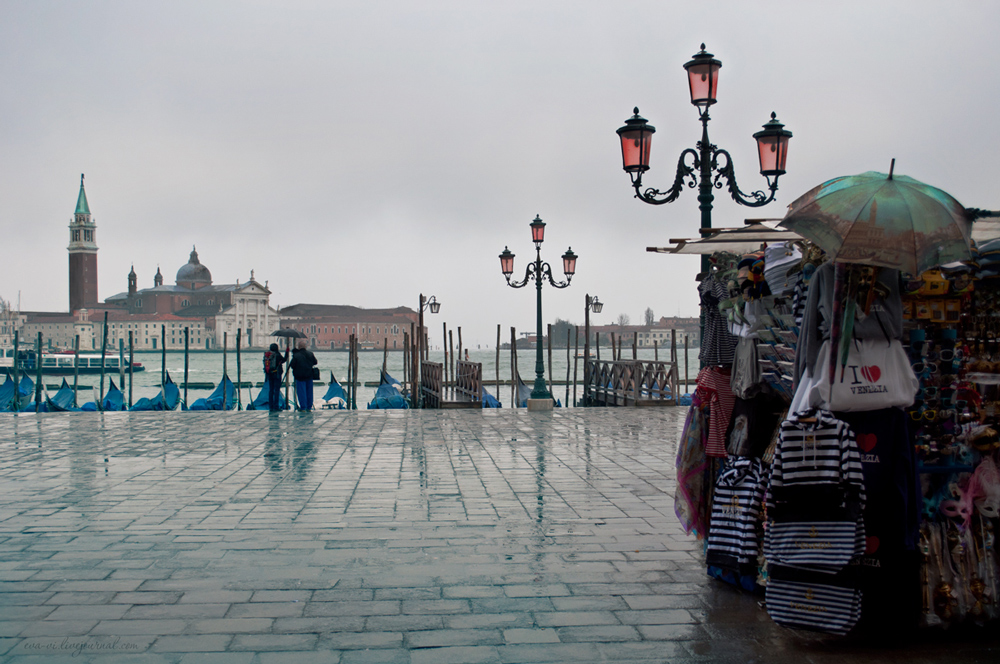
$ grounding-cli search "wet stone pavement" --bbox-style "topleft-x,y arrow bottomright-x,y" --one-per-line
0,409 -> 995,663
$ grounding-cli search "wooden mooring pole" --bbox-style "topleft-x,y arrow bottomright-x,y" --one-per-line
183,328 -> 189,408
572,326 -> 579,407
73,334 -> 80,408
236,328 -> 242,410
495,324 -> 501,403
98,312 -> 108,411
128,331 -> 134,409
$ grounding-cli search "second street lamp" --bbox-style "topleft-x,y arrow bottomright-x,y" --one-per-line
414,294 -> 440,408
499,215 -> 577,410
582,294 -> 603,406
616,44 -> 792,272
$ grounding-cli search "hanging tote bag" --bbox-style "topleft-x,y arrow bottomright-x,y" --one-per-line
808,338 -> 918,412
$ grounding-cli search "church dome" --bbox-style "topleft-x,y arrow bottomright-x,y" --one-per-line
176,247 -> 212,285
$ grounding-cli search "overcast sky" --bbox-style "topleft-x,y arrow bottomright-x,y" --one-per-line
2,0 -> 999,346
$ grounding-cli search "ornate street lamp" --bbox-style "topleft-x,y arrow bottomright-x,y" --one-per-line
499,215 -> 576,409
582,294 -> 603,406
414,294 -> 441,408
617,44 -> 792,271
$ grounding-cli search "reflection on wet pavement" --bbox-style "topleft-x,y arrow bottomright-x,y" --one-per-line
0,409 -> 995,662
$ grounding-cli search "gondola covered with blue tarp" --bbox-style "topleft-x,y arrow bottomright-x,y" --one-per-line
481,387 -> 501,409
80,378 -> 126,411
47,379 -> 80,412
367,370 -> 409,409
189,375 -> 236,411
321,371 -> 348,409
246,383 -> 289,410
130,373 -> 180,411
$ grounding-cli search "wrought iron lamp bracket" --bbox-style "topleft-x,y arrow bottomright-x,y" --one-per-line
711,148 -> 778,207
632,148 -> 700,205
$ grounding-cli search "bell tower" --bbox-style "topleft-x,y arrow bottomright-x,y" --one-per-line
68,174 -> 98,312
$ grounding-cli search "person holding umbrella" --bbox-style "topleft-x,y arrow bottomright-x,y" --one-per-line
289,339 -> 319,411
269,327 -> 306,411
263,342 -> 288,411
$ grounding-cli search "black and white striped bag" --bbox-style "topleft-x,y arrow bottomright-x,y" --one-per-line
766,520 -> 864,569
766,565 -> 862,636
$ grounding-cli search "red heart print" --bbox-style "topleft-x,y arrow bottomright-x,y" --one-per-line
865,536 -> 880,555
858,433 -> 877,452
861,365 -> 881,383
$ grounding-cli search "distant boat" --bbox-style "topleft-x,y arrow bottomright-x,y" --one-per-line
320,371 -> 348,410
0,348 -> 144,375
189,375 -> 236,411
367,370 -> 409,409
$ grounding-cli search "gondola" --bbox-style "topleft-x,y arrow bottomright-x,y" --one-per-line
189,375 -> 236,411
320,371 -> 348,410
367,370 -> 409,409
130,372 -> 180,411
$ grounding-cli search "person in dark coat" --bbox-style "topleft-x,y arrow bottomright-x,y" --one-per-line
264,342 -> 288,411
289,339 -> 318,411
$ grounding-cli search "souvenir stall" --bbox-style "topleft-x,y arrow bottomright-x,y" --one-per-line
672,169 -> 1000,636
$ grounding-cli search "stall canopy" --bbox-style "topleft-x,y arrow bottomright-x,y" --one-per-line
647,219 -> 802,256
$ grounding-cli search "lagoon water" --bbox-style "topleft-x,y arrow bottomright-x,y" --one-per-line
76,345 -> 700,408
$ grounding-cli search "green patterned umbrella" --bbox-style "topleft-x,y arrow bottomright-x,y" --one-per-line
779,167 -> 974,275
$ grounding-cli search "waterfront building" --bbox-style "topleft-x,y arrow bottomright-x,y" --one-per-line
105,250 -> 281,348
589,316 -> 701,348
277,304 -> 419,350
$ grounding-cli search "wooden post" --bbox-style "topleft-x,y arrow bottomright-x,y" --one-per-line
633,331 -> 638,360
565,328 -> 571,408
572,326 -> 579,407
495,324 -> 501,404
98,312 -> 109,411
73,334 -> 80,408
510,327 -> 517,407
547,323 -> 553,391
347,334 -> 353,409
442,322 -> 448,387
236,328 -> 242,410
448,329 -> 454,399
183,327 -> 189,409
381,337 -> 388,375
34,332 -> 42,408
684,334 -> 689,393
161,324 -> 167,405
11,330 -> 19,409
457,327 -> 463,365
128,331 -> 134,409
671,328 -> 678,400
654,339 -> 659,362
223,331 -> 228,380
119,338 -> 126,407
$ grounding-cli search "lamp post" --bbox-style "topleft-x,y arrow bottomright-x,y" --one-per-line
499,215 -> 577,410
616,44 -> 792,273
414,294 -> 440,408
582,294 -> 603,406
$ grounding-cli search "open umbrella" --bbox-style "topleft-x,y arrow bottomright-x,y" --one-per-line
779,164 -> 975,275
272,328 -> 307,339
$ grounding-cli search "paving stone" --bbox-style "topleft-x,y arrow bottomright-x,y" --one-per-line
502,628 -> 560,644
151,634 -> 234,652
407,628 -> 503,648
230,634 -> 319,651
409,645 -> 501,664
322,631 -> 402,649
257,653 -> 341,664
